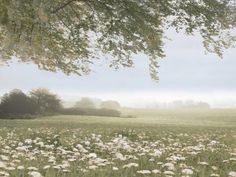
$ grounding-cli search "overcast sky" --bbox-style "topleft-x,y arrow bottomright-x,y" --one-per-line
0,30 -> 236,108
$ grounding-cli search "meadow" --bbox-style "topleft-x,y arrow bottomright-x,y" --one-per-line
0,109 -> 236,177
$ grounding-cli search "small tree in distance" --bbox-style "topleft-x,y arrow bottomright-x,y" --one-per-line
100,100 -> 121,110
30,88 -> 62,114
74,97 -> 96,109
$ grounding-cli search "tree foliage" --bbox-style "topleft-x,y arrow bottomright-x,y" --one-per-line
0,0 -> 235,79
0,88 -> 62,116
30,88 -> 62,113
0,89 -> 36,115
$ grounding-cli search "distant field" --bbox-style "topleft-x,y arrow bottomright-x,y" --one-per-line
1,108 -> 236,128
0,109 -> 236,177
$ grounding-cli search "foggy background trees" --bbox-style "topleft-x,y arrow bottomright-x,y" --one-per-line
145,100 -> 210,109
0,89 -> 122,118
74,97 -> 96,109
0,88 -> 62,117
30,88 -> 62,114
74,98 -> 121,110
60,98 -> 121,117
100,101 -> 121,110
0,88 -> 215,119
0,89 -> 36,115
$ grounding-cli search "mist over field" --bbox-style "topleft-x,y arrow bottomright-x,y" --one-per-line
59,91 -> 236,109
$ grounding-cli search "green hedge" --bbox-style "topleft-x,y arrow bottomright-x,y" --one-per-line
60,108 -> 121,117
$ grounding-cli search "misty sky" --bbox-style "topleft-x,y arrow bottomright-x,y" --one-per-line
0,30 -> 236,108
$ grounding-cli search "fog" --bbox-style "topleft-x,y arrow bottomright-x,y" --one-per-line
58,91 -> 236,109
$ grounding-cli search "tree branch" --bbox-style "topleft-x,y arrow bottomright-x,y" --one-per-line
51,0 -> 77,14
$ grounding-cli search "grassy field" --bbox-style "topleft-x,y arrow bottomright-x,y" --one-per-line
0,109 -> 236,177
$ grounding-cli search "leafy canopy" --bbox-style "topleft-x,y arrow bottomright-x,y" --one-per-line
30,88 -> 62,113
0,89 -> 36,115
0,0 -> 235,79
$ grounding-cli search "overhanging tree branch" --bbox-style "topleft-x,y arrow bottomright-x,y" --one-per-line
51,0 -> 78,14
0,0 -> 235,80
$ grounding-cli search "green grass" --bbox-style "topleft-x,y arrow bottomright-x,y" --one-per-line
0,109 -> 236,177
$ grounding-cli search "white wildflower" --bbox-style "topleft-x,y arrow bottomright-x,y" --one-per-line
112,167 -> 119,171
43,165 -> 50,170
53,165 -> 61,170
229,158 -> 236,162
198,161 -> 209,166
211,166 -> 218,171
115,153 -> 126,161
164,170 -> 175,175
28,171 -> 43,177
182,169 -> 193,175
0,171 -> 9,177
0,155 -> 9,161
123,163 -> 139,168
24,139 -> 32,145
229,171 -> 236,177
153,150 -> 162,157
5,167 -> 15,171
152,169 -> 161,174
62,169 -> 70,173
17,166 -> 24,170
88,153 -> 97,159
137,170 -> 151,174
0,161 -> 6,168
84,141 -> 90,146
163,162 -> 175,171
88,165 -> 98,170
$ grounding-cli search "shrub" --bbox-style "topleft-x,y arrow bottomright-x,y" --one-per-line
74,97 -> 96,109
30,88 -> 62,114
100,100 -> 121,110
0,89 -> 37,116
60,108 -> 121,117
0,88 -> 62,118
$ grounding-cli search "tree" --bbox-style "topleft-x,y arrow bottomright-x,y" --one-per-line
0,0 -> 235,79
0,89 -> 36,115
100,100 -> 121,110
30,88 -> 62,113
74,97 -> 95,109
195,102 -> 210,109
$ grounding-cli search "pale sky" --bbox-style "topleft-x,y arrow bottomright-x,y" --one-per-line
0,30 -> 236,108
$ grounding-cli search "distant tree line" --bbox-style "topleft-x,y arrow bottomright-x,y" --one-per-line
73,97 -> 121,110
146,100 -> 210,109
0,89 -> 62,118
60,97 -> 121,117
171,100 -> 210,109
60,108 -> 120,117
0,89 -> 121,119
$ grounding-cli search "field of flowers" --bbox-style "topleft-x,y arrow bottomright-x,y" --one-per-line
0,109 -> 236,177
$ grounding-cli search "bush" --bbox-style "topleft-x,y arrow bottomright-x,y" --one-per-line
60,108 -> 121,117
0,89 -> 121,118
74,97 -> 96,109
0,114 -> 37,119
30,88 -> 62,114
0,88 -> 62,118
0,89 -> 37,116
100,100 -> 121,110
